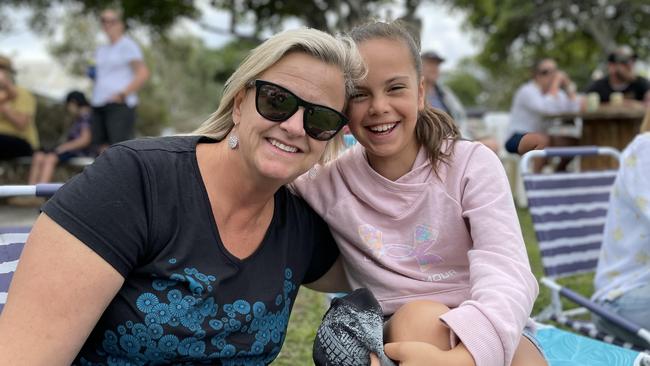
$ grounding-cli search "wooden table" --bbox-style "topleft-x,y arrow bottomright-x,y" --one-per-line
548,105 -> 646,169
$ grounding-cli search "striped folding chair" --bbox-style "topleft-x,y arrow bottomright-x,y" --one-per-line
521,146 -> 650,352
0,183 -> 62,314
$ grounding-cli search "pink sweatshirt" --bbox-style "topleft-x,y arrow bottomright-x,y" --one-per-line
293,140 -> 539,366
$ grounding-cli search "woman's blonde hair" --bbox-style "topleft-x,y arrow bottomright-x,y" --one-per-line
193,28 -> 366,163
641,109 -> 650,133
348,20 -> 460,173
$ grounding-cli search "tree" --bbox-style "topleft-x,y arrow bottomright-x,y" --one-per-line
438,0 -> 650,76
0,0 -> 199,34
44,11 -> 236,135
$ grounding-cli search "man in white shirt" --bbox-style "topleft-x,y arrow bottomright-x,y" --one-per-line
91,8 -> 149,153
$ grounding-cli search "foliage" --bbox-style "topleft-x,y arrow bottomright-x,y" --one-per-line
443,60 -> 485,108
439,0 -> 650,90
44,12 -> 244,135
274,288 -> 328,365
0,0 -> 199,34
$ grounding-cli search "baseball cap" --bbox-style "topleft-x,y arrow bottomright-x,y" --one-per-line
608,46 -> 637,63
421,50 -> 445,63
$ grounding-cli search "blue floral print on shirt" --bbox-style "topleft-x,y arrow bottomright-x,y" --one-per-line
79,267 -> 297,366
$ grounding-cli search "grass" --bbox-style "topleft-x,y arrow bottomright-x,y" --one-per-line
274,207 -> 595,364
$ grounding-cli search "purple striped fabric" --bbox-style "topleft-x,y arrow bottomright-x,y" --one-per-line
0,226 -> 30,234
523,170 -> 616,278
0,242 -> 25,263
0,272 -> 13,293
540,242 -> 602,257
536,224 -> 605,242
531,208 -> 608,224
528,192 -> 611,207
544,259 -> 599,277
524,175 -> 616,190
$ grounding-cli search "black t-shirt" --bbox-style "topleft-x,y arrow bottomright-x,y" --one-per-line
42,136 -> 339,365
585,76 -> 650,102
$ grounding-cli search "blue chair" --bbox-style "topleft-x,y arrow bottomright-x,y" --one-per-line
520,146 -> 650,352
0,183 -> 62,314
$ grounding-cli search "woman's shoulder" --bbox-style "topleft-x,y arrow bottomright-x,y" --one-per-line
116,135 -> 205,154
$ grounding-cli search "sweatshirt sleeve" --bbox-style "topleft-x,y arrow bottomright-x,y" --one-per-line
439,144 -> 539,366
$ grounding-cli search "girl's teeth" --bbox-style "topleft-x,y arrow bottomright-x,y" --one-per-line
369,123 -> 397,132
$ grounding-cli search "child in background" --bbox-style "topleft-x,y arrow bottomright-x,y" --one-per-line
27,90 -> 93,185
293,21 -> 545,366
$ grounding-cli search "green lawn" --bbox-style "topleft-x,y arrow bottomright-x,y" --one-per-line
275,207 -> 595,364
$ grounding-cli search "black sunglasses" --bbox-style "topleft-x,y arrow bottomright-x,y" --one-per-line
537,68 -> 556,76
251,79 -> 347,141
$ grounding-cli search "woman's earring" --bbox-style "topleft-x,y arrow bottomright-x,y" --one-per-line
228,134 -> 239,149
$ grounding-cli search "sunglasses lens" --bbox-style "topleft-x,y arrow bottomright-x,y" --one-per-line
305,107 -> 345,141
257,84 -> 298,120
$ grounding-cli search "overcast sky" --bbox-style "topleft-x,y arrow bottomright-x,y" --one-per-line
0,2 -> 480,69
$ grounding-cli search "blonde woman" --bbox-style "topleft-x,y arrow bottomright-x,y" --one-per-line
0,28 -> 364,365
592,109 -> 650,349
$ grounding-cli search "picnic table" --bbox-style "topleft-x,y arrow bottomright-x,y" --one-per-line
547,104 -> 646,170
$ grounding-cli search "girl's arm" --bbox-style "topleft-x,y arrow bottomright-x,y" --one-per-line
439,144 -> 539,366
0,214 -> 124,364
55,125 -> 92,154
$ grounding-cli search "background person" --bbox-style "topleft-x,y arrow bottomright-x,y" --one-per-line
27,90 -> 93,185
90,8 -> 149,153
0,28 -> 364,365
591,110 -> 650,349
421,50 -> 499,153
504,58 -> 582,172
585,46 -> 650,106
0,55 -> 39,160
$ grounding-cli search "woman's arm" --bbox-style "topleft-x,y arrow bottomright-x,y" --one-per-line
0,214 -> 124,365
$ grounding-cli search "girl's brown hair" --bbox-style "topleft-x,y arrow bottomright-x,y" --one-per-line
348,20 -> 460,171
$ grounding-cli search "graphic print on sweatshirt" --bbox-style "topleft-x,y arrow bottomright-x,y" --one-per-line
358,224 -> 443,272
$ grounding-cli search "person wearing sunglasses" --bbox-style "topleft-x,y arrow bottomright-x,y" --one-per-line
504,58 -> 582,172
0,28 -> 365,365
585,46 -> 650,107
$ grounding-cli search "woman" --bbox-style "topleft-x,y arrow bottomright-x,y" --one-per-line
0,28 -> 364,365
592,109 -> 650,349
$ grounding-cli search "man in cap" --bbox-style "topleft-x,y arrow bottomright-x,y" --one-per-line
586,46 -> 650,105
0,55 -> 39,160
421,51 -> 499,152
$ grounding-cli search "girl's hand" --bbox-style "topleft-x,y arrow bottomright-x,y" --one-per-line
385,341 -> 476,366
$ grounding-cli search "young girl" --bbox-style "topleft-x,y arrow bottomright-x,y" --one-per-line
293,22 -> 545,365
27,91 -> 93,186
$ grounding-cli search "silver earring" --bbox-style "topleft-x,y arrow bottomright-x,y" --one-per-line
228,134 -> 239,149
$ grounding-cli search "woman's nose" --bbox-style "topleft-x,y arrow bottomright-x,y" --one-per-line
279,107 -> 307,137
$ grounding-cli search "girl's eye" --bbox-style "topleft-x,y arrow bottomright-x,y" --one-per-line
389,85 -> 405,92
350,92 -> 367,100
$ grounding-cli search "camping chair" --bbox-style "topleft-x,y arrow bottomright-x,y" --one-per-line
520,146 -> 650,352
0,183 -> 61,314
